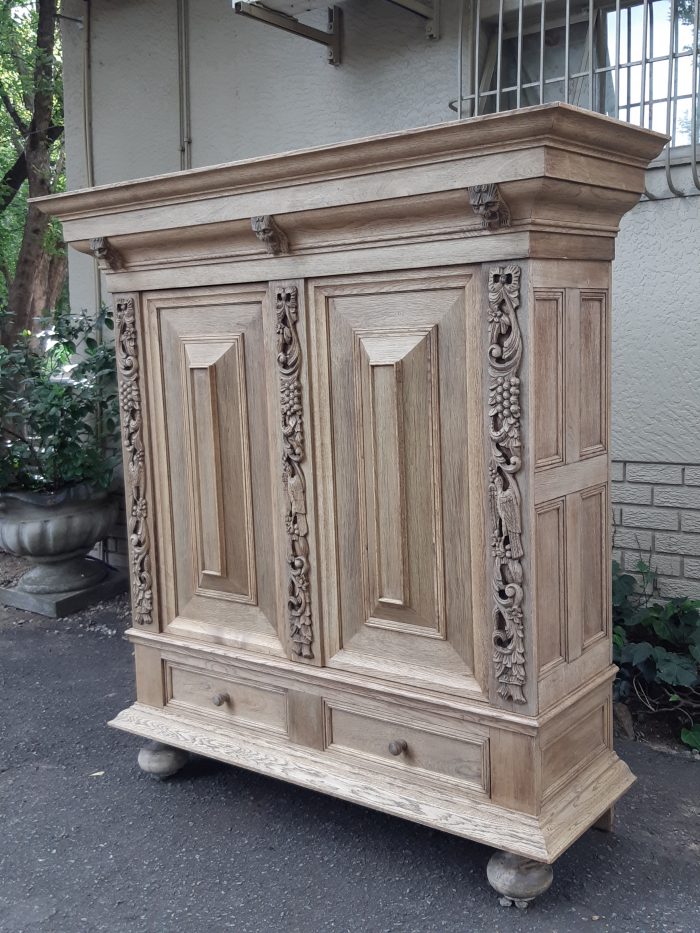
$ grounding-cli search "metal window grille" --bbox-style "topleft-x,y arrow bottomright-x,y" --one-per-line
454,0 -> 700,194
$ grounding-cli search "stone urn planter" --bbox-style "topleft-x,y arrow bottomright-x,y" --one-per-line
0,483 -> 126,616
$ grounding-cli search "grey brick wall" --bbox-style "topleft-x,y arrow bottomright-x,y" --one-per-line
90,495 -> 129,573
612,461 -> 700,599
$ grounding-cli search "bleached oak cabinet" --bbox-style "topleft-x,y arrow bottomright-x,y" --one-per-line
37,104 -> 665,904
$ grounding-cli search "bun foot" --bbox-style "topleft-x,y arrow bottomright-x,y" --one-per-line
137,740 -> 189,779
487,851 -> 554,908
594,805 -> 615,832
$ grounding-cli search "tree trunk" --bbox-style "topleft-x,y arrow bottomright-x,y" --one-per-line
30,247 -> 67,321
1,0 -> 59,346
3,201 -> 51,342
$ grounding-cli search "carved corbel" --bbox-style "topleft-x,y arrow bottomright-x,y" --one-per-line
251,215 -> 290,255
468,184 -> 511,230
89,237 -> 124,271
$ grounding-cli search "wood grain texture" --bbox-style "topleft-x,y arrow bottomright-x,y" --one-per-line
166,662 -> 288,736
141,286 -> 285,657
133,645 -> 165,708
535,499 -> 567,674
489,729 -> 539,816
42,111 -> 664,873
308,269 -> 485,700
324,701 -> 489,794
579,291 -> 608,459
532,290 -> 565,470
110,701 -> 633,862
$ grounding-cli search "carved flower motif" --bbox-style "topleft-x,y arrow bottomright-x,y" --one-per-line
488,302 -> 508,332
133,497 -> 147,520
492,534 -> 506,563
128,447 -> 145,476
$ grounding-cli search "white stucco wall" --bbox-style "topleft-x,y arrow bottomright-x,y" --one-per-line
612,187 -> 700,462
61,0 -> 700,468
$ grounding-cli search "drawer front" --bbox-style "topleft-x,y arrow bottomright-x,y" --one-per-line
166,664 -> 288,736
325,703 -> 489,793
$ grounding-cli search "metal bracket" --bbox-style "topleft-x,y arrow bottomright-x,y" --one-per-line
385,0 -> 440,40
233,3 -> 342,65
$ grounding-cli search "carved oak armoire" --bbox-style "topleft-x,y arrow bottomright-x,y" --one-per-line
36,104 -> 665,903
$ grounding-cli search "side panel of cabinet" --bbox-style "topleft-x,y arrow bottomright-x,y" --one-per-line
529,261 -> 612,711
308,268 -> 490,700
142,285 -> 286,656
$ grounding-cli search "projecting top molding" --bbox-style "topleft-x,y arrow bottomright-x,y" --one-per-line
33,104 -> 666,291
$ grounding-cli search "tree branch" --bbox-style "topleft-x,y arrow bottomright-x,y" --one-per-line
31,0 -> 58,141
0,76 -> 27,134
0,124 -> 62,214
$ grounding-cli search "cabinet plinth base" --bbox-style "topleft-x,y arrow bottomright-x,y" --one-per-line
486,851 -> 554,908
137,739 -> 189,779
111,702 -> 634,863
593,805 -> 615,832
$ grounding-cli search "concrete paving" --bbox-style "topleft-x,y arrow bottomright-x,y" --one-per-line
1,598 -> 698,933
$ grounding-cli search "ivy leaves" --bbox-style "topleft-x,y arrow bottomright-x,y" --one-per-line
613,559 -> 700,751
619,642 -> 698,688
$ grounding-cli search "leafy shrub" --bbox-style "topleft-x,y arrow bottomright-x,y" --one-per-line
613,559 -> 700,751
0,306 -> 120,492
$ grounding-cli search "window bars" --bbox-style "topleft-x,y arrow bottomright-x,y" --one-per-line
453,0 -> 700,195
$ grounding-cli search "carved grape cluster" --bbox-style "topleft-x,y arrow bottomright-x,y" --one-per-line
489,375 -> 521,450
281,378 -> 303,458
119,380 -> 140,414
490,375 -> 520,418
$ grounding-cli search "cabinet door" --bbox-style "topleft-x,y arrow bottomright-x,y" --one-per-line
310,269 -> 489,699
142,285 -> 285,656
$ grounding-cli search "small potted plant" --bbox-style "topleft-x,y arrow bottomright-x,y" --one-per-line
0,306 -> 122,609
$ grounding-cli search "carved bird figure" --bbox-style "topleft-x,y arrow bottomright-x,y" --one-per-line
492,472 -> 523,559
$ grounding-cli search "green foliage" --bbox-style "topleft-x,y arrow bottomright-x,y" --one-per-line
0,1 -> 65,308
0,306 -> 119,492
681,724 -> 700,751
612,559 -> 700,751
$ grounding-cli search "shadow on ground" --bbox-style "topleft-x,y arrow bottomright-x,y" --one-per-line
1,598 -> 698,933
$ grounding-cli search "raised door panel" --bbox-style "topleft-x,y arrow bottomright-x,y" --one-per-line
143,286 -> 285,656
578,291 -> 607,460
310,269 -> 488,699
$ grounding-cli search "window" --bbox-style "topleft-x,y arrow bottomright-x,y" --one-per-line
461,0 -> 699,150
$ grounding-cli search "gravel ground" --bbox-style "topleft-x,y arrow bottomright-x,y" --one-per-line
0,596 -> 698,933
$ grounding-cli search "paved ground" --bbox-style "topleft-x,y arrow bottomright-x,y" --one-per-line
1,598 -> 698,933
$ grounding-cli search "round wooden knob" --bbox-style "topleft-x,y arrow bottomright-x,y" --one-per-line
388,739 -> 408,756
211,692 -> 230,707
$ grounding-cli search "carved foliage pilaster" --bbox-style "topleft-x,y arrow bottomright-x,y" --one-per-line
487,265 -> 526,703
276,285 -> 313,659
115,296 -> 153,626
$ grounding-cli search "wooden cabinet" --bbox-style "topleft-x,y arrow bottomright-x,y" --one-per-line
141,285 -> 287,656
37,104 -> 665,901
311,270 -> 484,696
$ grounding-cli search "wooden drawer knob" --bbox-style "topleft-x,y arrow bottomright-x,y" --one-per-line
211,692 -> 230,707
388,739 -> 408,757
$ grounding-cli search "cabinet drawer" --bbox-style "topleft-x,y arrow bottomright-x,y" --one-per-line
166,664 -> 288,736
325,704 -> 489,793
